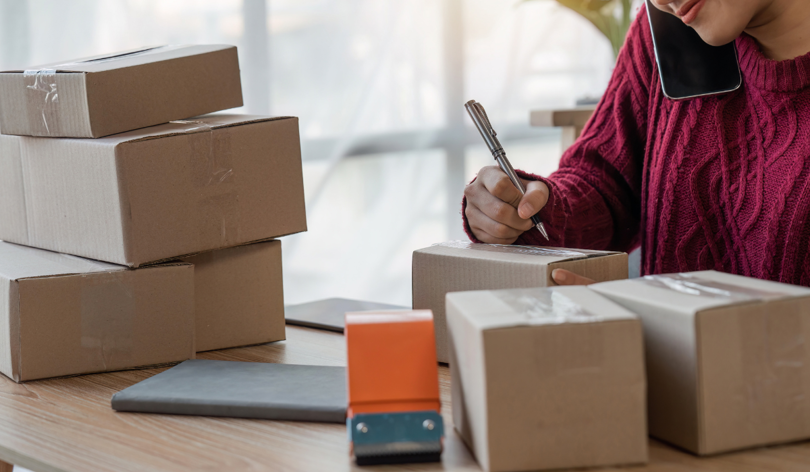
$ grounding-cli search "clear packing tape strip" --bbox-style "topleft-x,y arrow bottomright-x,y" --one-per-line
170,120 -> 234,186
495,288 -> 602,325
435,240 -> 587,259
23,69 -> 59,136
22,46 -> 165,136
640,273 -> 792,302
169,120 -> 240,249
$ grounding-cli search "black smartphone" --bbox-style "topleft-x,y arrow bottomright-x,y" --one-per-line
646,0 -> 741,100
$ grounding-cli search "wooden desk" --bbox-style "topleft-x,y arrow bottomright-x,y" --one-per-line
0,326 -> 808,471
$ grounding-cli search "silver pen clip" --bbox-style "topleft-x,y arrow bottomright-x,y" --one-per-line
473,102 -> 496,137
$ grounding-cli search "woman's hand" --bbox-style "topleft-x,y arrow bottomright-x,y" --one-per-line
464,166 -> 550,244
551,269 -> 596,286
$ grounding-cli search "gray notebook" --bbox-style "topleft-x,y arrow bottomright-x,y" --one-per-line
285,297 -> 409,333
112,360 -> 347,423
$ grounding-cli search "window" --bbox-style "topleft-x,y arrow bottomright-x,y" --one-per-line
0,0 -> 619,306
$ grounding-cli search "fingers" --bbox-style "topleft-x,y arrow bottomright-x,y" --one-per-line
518,180 -> 549,220
464,201 -> 521,244
479,166 -> 523,207
551,269 -> 596,286
465,177 -> 534,232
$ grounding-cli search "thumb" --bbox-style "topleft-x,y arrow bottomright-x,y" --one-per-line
552,269 -> 596,286
517,180 -> 549,219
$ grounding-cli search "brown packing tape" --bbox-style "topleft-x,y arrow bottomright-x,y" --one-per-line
80,271 -> 135,372
23,69 -> 60,136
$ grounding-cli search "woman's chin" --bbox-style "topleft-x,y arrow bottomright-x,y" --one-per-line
689,8 -> 748,47
692,24 -> 744,47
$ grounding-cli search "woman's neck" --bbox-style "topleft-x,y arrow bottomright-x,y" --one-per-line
745,0 -> 810,61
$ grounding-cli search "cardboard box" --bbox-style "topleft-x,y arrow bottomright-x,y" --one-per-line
447,286 -> 647,471
0,45 -> 242,138
590,270 -> 810,455
412,241 -> 627,362
179,240 -> 285,352
0,241 -> 195,382
0,114 -> 307,267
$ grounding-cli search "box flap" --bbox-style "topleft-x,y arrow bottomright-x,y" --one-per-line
93,114 -> 294,146
417,240 -> 620,265
591,270 -> 810,316
0,241 -> 123,281
446,286 -> 636,331
4,45 -> 235,74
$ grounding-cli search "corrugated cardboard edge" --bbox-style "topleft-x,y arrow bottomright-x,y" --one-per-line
9,280 -> 20,383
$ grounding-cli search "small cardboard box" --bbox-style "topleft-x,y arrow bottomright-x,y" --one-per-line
447,286 -> 647,471
0,241 -> 195,382
0,45 -> 242,138
179,240 -> 285,352
0,114 -> 307,267
590,270 -> 810,455
412,241 -> 627,362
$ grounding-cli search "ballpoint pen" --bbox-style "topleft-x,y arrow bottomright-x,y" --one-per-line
465,100 -> 550,241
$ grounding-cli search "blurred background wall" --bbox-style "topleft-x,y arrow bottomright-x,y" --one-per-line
0,0 -> 639,307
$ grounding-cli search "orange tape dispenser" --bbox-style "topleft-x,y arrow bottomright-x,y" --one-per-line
345,309 -> 444,465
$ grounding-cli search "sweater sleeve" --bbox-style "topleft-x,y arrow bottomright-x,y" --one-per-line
463,5 -> 656,252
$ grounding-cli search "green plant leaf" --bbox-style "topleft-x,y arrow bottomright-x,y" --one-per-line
521,0 -> 632,58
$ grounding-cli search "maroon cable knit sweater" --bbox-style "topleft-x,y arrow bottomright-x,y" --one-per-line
463,4 -> 810,286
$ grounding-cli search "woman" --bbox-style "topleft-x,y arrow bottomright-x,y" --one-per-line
463,0 -> 810,286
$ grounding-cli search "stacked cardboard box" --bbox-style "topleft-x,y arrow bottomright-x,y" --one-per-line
0,45 -> 305,381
